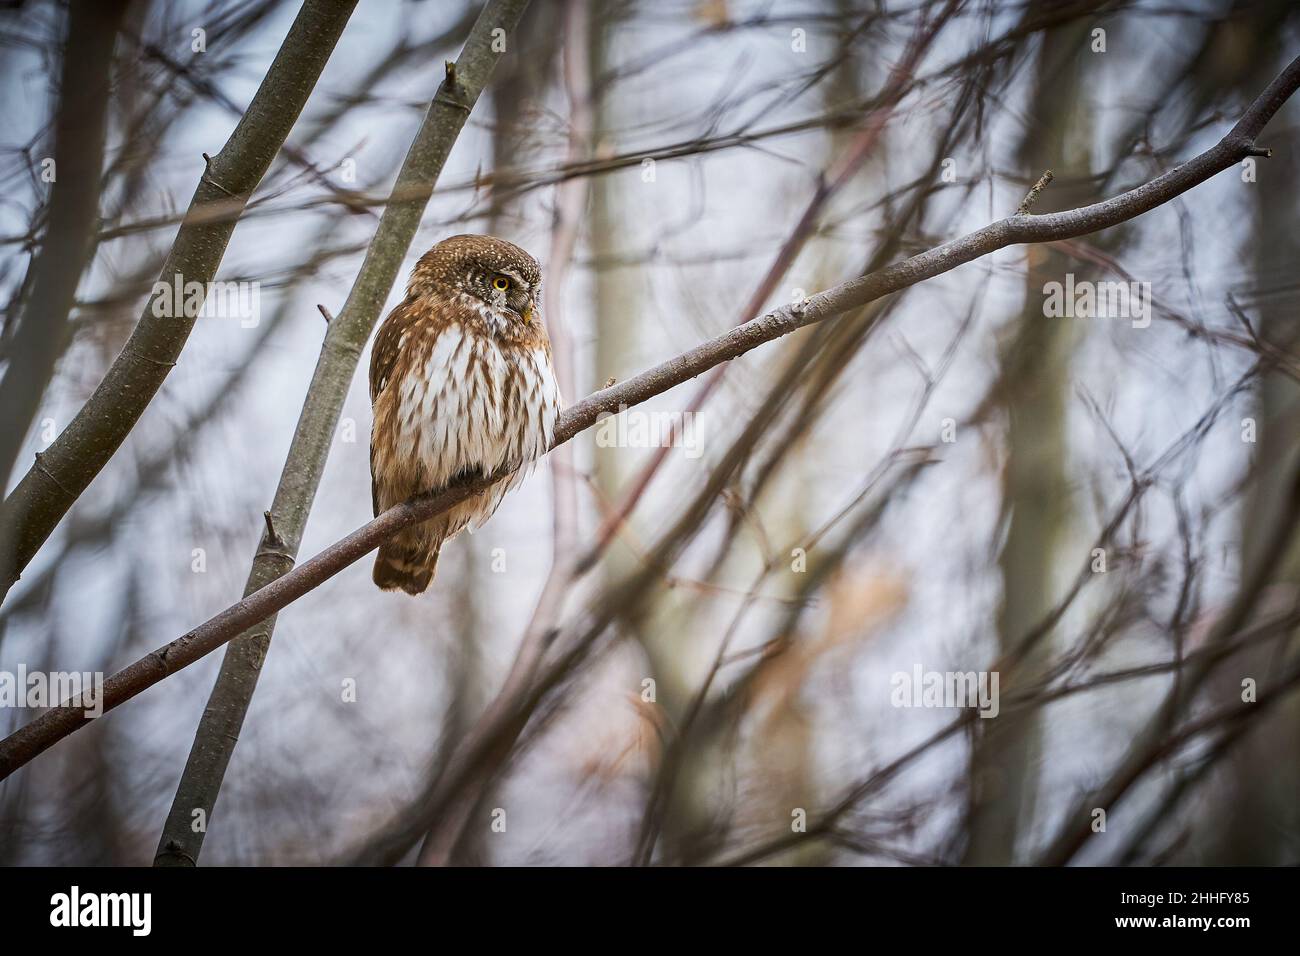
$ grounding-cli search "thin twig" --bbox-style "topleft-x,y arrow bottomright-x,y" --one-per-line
1015,168 -> 1053,214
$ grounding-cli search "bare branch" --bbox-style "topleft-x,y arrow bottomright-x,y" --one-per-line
0,0 -> 360,603
152,0 -> 533,868
0,53 -> 1296,785
0,0 -> 128,486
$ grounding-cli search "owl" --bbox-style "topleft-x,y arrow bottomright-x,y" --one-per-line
368,235 -> 560,594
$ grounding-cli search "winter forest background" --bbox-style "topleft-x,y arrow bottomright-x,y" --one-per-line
1,0 -> 1298,866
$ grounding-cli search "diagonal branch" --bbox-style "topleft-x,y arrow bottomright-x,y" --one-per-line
152,0 -> 533,867
0,0 -> 359,605
1,53 -> 1296,785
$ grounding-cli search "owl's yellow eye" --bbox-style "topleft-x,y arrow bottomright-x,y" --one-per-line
492,276 -> 511,291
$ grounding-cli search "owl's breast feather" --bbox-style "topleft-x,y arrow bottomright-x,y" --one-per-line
384,322 -> 560,495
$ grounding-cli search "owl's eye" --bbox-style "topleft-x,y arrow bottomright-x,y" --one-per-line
491,276 -> 511,292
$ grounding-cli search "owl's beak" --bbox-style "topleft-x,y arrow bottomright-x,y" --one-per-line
521,297 -> 537,325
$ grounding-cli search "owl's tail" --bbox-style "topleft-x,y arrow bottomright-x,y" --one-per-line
373,540 -> 439,595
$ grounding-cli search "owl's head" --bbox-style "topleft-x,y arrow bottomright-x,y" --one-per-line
409,234 -> 541,331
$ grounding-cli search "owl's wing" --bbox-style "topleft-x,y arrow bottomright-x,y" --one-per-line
369,299 -> 414,518
368,298 -> 412,403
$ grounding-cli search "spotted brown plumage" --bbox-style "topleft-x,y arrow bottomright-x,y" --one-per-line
368,235 -> 560,594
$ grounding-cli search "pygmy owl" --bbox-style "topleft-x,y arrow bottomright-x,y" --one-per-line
368,234 -> 560,594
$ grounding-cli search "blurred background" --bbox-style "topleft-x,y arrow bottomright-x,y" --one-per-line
0,0 -> 1297,866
